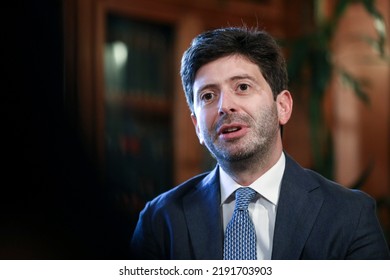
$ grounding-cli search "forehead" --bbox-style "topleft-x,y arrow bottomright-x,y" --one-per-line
193,54 -> 265,90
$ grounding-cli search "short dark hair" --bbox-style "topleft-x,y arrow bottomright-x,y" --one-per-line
180,26 -> 288,113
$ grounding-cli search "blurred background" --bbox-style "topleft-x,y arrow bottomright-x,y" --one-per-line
2,0 -> 389,259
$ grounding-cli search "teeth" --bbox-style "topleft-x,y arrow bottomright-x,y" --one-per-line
224,127 -> 239,133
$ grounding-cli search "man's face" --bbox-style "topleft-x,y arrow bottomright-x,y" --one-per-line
191,54 -> 290,163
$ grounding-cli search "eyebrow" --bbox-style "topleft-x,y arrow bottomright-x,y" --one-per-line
195,83 -> 218,96
230,74 -> 256,83
195,74 -> 257,96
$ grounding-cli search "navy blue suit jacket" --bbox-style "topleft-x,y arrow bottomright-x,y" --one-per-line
131,154 -> 389,259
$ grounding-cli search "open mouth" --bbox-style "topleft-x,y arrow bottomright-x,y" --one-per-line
217,123 -> 247,139
222,126 -> 241,134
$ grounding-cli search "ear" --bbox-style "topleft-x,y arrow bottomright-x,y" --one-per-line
276,90 -> 293,125
191,113 -> 204,145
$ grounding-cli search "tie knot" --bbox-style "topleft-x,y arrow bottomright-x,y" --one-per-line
235,187 -> 256,211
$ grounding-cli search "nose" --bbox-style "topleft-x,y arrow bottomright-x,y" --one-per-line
218,91 -> 237,116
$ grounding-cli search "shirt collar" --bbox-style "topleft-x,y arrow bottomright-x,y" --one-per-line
220,152 -> 285,206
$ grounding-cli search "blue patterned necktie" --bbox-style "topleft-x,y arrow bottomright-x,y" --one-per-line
223,187 -> 257,260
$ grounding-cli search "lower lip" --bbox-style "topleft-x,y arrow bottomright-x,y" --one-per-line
219,127 -> 248,141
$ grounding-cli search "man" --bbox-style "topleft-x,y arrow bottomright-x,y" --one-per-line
131,27 -> 389,259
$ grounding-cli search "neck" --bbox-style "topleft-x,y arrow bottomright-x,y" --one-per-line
219,143 -> 283,186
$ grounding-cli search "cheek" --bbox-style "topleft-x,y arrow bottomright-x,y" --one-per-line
247,101 -> 278,125
243,100 -> 263,120
197,107 -> 215,127
193,110 -> 207,141
198,115 -> 212,134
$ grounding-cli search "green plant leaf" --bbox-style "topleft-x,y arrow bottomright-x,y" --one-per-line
286,36 -> 311,85
350,160 -> 374,189
325,0 -> 351,37
361,0 -> 387,57
361,35 -> 384,55
340,70 -> 371,105
309,48 -> 332,99
285,0 -> 385,189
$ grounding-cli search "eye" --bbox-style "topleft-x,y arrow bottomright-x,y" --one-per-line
238,83 -> 249,91
200,92 -> 214,102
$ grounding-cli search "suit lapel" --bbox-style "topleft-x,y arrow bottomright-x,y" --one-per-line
181,156 -> 324,260
183,167 -> 223,259
272,155 -> 324,259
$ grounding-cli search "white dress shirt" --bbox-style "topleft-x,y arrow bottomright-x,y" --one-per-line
220,152 -> 285,260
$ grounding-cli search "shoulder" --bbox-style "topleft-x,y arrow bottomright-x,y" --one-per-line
142,169 -> 215,215
306,168 -> 374,205
284,153 -> 374,206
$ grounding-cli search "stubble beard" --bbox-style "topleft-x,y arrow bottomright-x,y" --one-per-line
201,104 -> 280,173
